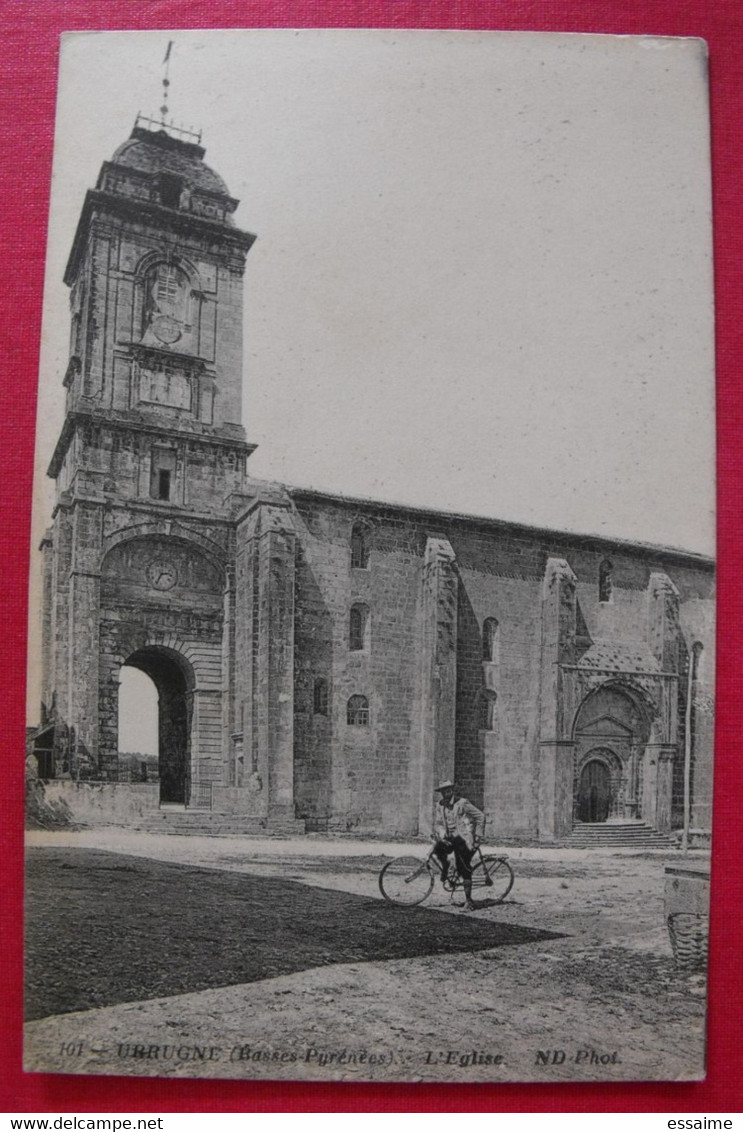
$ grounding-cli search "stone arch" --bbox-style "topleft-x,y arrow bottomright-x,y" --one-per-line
575,746 -> 623,822
571,679 -> 654,746
100,535 -> 225,623
132,251 -> 205,355
571,681 -> 654,823
132,248 -> 202,288
109,629 -> 209,690
97,529 -> 226,791
120,644 -> 196,804
101,520 -> 227,574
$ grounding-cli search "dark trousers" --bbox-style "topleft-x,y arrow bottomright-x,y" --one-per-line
433,836 -> 474,881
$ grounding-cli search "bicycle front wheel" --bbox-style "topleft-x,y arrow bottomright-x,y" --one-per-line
470,856 -> 514,903
379,856 -> 434,906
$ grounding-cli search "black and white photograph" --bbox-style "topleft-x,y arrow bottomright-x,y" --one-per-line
24,28 -> 716,1083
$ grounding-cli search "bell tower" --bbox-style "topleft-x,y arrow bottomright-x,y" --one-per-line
40,117 -> 257,798
54,115 -> 256,478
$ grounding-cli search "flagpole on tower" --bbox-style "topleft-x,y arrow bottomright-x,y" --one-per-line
160,40 -> 173,125
135,39 -> 199,143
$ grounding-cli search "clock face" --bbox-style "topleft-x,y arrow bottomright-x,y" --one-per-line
151,314 -> 182,345
146,560 -> 178,591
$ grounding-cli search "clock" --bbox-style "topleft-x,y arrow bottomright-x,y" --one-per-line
146,560 -> 178,591
151,314 -> 182,345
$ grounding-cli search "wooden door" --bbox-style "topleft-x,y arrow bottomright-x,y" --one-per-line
578,759 -> 611,822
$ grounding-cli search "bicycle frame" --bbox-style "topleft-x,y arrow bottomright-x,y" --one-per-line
427,843 -> 488,892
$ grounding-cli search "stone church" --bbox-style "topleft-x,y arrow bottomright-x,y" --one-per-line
33,117 -> 715,843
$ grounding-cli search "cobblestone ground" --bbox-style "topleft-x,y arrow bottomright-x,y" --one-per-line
23,831 -> 709,1083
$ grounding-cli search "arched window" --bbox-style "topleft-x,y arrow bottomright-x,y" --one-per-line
349,603 -> 369,651
483,617 -> 500,663
350,523 -> 370,569
313,677 -> 329,716
598,558 -> 613,603
141,261 -> 191,347
347,695 -> 369,726
480,690 -> 497,731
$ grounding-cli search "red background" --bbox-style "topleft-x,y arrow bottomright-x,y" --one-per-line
2,0 -> 741,1114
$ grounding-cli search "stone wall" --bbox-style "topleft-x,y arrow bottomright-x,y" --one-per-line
97,530 -> 226,785
41,780 -> 159,825
39,123 -> 715,844
66,208 -> 248,433
291,500 -> 424,835
289,490 -> 715,841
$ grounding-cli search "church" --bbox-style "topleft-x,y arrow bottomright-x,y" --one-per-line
33,116 -> 715,844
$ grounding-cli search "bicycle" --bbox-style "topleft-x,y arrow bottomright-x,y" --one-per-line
378,843 -> 514,907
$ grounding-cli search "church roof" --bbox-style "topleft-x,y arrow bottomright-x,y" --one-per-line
110,125 -> 231,197
285,485 -> 715,569
577,642 -> 661,674
64,121 -> 253,285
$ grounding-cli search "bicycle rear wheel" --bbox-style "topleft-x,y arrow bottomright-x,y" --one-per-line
470,856 -> 514,903
379,856 -> 434,906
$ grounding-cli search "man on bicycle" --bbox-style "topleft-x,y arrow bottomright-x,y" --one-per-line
433,780 -> 485,911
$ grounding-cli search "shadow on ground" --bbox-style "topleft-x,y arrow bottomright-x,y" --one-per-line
25,847 -> 563,1021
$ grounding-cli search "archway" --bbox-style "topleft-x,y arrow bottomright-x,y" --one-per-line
118,667 -> 158,782
577,752 -> 616,822
572,683 -> 652,824
121,646 -> 194,804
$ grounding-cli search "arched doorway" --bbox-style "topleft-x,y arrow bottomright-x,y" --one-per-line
578,758 -> 611,822
121,646 -> 194,804
118,667 -> 158,781
572,683 -> 652,825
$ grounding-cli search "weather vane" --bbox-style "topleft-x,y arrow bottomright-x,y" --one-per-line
134,39 -> 201,143
160,40 -> 173,124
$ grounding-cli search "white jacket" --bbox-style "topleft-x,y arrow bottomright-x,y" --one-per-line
434,795 -> 485,850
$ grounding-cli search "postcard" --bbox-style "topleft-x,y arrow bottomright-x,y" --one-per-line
24,28 -> 715,1083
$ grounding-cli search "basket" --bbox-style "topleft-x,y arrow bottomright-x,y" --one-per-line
667,912 -> 709,971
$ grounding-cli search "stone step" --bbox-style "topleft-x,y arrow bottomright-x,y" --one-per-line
570,828 -> 669,835
570,832 -> 669,839
571,830 -> 669,838
568,821 -> 671,848
569,843 -> 671,850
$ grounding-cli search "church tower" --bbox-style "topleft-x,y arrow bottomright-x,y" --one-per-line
40,117 -> 256,802
34,106 -> 713,846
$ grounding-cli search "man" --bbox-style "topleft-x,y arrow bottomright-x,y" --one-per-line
433,780 -> 485,911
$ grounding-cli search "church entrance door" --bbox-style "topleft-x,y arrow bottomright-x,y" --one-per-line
578,758 -> 611,823
122,647 -> 193,805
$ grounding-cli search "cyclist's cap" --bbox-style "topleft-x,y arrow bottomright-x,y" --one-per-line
435,780 -> 455,792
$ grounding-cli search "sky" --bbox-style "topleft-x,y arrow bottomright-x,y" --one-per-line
29,30 -> 716,739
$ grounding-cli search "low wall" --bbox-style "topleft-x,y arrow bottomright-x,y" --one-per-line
211,785 -> 266,816
41,781 -> 160,826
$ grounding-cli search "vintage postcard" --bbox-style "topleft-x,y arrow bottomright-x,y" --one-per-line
24,29 -> 715,1083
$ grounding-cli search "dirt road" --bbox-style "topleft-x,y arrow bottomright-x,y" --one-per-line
23,831 -> 708,1083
